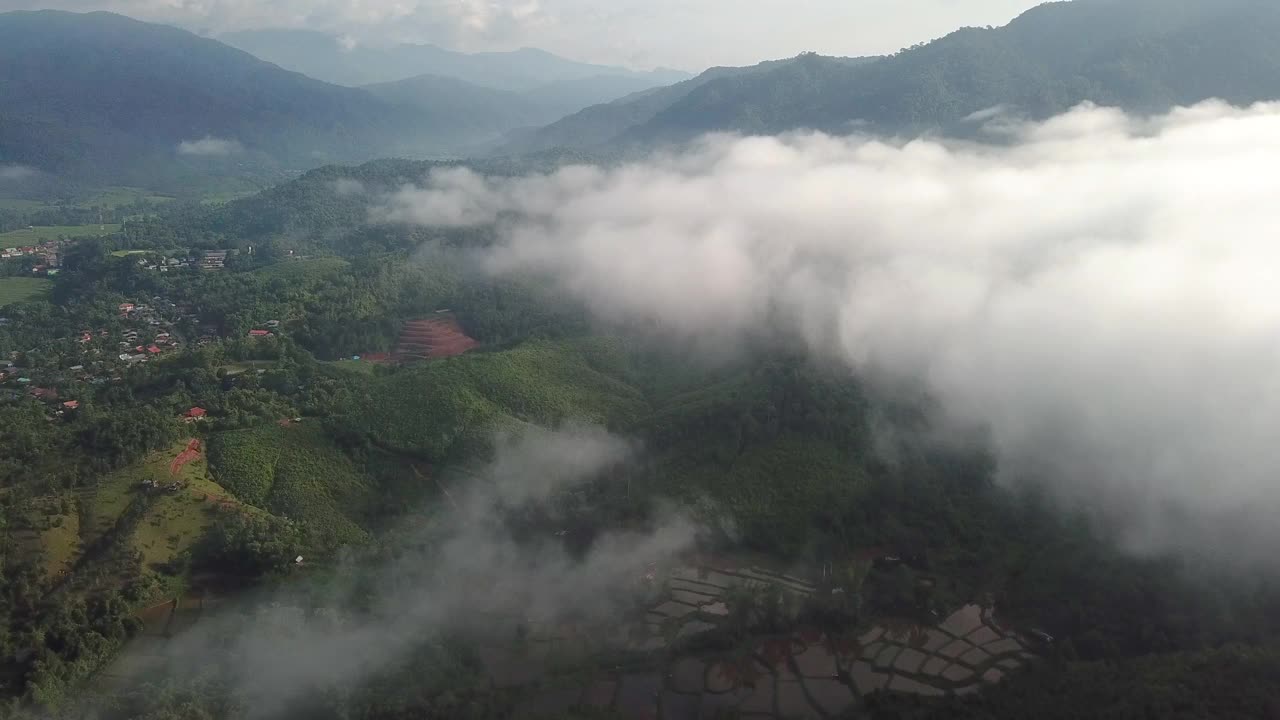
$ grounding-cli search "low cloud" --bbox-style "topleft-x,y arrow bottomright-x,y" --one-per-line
332,178 -> 366,196
378,100 -> 1280,565
145,425 -> 696,716
177,136 -> 244,156
0,164 -> 36,181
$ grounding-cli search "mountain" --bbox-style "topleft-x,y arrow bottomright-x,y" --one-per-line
0,11 -> 430,189
360,72 -> 692,148
220,29 -> 690,110
501,0 -> 1280,154
360,74 -> 561,150
0,11 -> 606,191
495,56 -> 874,155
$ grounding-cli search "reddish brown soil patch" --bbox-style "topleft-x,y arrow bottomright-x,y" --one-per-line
396,316 -> 478,360
170,439 -> 201,476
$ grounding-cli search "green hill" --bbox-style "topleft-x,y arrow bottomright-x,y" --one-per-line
0,11 -> 573,191
502,0 -> 1280,154
344,337 -> 649,461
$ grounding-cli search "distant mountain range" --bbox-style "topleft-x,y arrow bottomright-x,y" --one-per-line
0,11 -> 680,191
499,0 -> 1280,155
6,0 -> 1280,192
219,29 -> 690,122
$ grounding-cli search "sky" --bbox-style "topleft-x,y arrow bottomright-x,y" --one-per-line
1,0 -> 1045,70
374,100 -> 1280,568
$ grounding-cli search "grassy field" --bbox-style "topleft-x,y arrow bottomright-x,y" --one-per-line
9,495 -> 82,581
254,257 -> 350,281
78,187 -> 174,208
0,224 -> 121,242
132,460 -> 244,571
76,441 -> 251,574
328,359 -> 382,376
0,198 -> 48,211
0,277 -> 52,306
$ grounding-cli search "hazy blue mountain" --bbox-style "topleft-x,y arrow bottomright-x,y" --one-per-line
0,11 -> 607,189
361,72 -> 698,148
360,74 -> 564,150
219,29 -> 690,100
502,0 -> 1280,154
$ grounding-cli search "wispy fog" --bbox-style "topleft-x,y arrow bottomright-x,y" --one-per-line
0,164 -> 36,181
377,101 -> 1280,565
150,425 -> 695,717
177,136 -> 244,157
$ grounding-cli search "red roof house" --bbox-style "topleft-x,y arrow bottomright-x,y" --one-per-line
62,400 -> 79,410
147,345 -> 162,354
248,329 -> 273,338
184,407 -> 208,423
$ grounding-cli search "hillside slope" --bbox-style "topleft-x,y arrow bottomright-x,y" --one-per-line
0,11 -> 578,189
503,0 -> 1280,154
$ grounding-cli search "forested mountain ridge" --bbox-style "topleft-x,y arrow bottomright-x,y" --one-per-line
492,57 -> 869,155
501,0 -> 1280,154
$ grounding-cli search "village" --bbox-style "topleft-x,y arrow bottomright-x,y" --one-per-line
0,292 -> 280,421
0,237 -> 66,277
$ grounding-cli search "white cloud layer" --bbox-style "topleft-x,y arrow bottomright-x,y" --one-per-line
0,164 -> 36,181
139,424 -> 696,716
378,100 -> 1280,564
176,135 -> 244,156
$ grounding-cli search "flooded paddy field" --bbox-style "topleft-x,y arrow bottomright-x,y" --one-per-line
81,557 -> 1034,719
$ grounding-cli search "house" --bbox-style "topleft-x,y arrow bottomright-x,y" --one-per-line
248,329 -> 272,338
184,407 -> 207,423
202,250 -> 228,270
147,345 -> 162,354
265,320 -> 281,329
119,303 -> 135,313
62,400 -> 79,410
29,387 -> 57,401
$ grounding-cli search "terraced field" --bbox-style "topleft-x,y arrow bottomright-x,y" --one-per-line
481,561 -> 1034,719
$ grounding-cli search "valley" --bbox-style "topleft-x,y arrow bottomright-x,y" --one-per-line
3,1 -> 1280,719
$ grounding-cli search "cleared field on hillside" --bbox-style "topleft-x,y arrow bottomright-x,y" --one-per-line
78,187 -> 174,208
0,198 -> 48,211
75,440 -> 251,574
0,277 -> 52,305
0,224 -> 120,242
253,256 -> 350,282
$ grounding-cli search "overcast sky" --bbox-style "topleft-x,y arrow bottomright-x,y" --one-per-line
3,0 -> 1045,69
